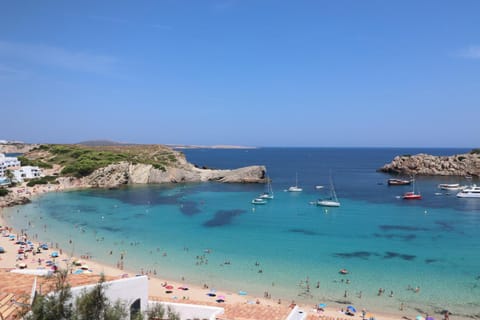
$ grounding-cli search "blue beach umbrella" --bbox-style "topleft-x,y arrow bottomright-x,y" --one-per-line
318,303 -> 327,308
416,316 -> 425,320
347,305 -> 357,313
73,269 -> 83,274
238,290 -> 247,296
51,252 -> 59,258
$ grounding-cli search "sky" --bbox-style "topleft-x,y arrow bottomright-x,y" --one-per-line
0,0 -> 479,148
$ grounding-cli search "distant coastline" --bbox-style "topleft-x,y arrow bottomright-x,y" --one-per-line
170,144 -> 257,150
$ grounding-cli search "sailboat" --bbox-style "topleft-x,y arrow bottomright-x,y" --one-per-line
403,177 -> 422,200
317,175 -> 340,207
288,173 -> 303,192
259,176 -> 274,199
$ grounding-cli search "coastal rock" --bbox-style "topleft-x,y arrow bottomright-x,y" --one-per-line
379,152 -> 480,177
84,161 -> 267,188
0,143 -> 39,154
0,194 -> 31,207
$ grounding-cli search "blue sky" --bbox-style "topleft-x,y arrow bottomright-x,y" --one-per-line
1,1 -> 479,147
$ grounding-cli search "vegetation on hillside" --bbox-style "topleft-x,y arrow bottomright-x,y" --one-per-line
26,144 -> 180,178
470,148 -> 480,155
0,188 -> 9,197
26,176 -> 59,187
17,156 -> 53,169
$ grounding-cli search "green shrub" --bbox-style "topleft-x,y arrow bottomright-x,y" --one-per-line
26,176 -> 58,187
17,156 -> 53,169
470,148 -> 480,154
0,189 -> 9,197
152,164 -> 166,172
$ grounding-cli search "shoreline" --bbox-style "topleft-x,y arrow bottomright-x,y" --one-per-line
0,212 -> 407,320
0,184 -> 454,320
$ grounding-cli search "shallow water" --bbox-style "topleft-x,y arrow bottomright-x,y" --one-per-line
3,148 -> 480,318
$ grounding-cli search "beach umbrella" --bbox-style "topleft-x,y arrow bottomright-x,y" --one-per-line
80,264 -> 89,270
165,285 -> 174,290
426,317 -> 435,320
347,305 -> 357,313
318,303 -> 327,308
216,295 -> 225,303
51,252 -> 59,258
73,269 -> 83,274
416,316 -> 425,320
238,290 -> 247,296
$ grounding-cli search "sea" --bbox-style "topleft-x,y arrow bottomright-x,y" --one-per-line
3,148 -> 480,318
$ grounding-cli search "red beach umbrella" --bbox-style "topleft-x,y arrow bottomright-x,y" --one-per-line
165,285 -> 174,290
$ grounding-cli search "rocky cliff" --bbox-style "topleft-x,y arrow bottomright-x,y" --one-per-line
82,161 -> 266,189
379,152 -> 480,177
0,143 -> 39,154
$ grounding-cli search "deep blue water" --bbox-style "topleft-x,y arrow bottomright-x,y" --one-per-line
3,148 -> 479,318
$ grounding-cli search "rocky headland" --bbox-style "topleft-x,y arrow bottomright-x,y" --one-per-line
0,143 -> 39,154
0,144 -> 266,207
379,150 -> 480,177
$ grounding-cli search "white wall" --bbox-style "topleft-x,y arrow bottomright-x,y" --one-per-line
11,166 -> 42,182
70,275 -> 148,316
148,301 -> 224,320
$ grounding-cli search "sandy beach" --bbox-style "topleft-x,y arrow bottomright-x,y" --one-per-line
0,182 -> 421,320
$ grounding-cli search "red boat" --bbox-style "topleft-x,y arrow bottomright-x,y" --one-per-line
402,191 -> 422,200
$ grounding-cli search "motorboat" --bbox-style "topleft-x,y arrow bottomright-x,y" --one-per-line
251,198 -> 268,205
438,183 -> 466,191
388,178 -> 412,186
456,185 -> 480,198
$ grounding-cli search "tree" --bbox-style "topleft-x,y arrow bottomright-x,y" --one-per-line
25,270 -> 182,320
26,270 -> 74,320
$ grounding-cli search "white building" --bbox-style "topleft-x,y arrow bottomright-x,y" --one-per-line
12,166 -> 42,182
0,153 -> 21,177
20,274 -> 225,320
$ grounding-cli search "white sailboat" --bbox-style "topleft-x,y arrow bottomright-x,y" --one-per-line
251,197 -> 268,205
259,176 -> 274,199
317,175 -> 340,207
288,173 -> 303,192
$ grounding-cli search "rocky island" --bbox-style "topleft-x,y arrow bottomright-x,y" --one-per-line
0,144 -> 266,207
379,149 -> 480,177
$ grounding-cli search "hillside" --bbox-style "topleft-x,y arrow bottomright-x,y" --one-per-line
19,144 -> 266,189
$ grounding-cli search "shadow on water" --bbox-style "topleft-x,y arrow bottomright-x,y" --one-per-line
332,251 -> 379,260
203,209 -> 246,227
379,225 -> 429,232
179,201 -> 202,216
373,233 -> 417,241
288,228 -> 322,236
383,251 -> 416,261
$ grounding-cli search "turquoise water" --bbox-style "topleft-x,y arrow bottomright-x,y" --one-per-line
3,148 -> 480,318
